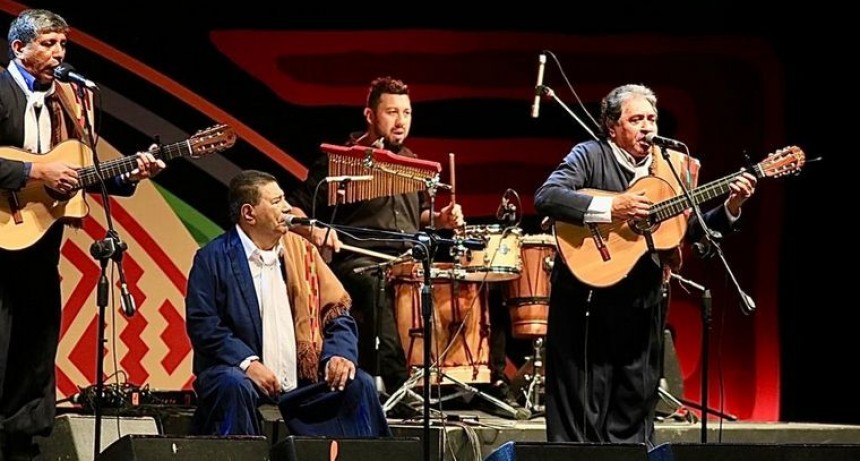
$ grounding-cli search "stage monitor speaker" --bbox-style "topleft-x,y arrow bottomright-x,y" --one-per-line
94,434 -> 269,460
33,414 -> 159,461
484,441 -> 649,461
648,442 -> 860,461
270,436 -> 421,461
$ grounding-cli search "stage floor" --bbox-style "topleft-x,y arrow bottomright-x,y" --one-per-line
382,410 -> 860,461
47,406 -> 860,461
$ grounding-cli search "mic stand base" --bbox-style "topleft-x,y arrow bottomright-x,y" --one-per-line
656,387 -> 698,424
675,397 -> 738,421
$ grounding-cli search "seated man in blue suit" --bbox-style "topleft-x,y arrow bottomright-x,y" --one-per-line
185,169 -> 390,437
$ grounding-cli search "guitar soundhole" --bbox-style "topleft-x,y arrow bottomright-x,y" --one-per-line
628,218 -> 657,235
44,186 -> 73,201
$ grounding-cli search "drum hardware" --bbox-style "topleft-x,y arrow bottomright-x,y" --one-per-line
384,261 -> 530,420
543,255 -> 554,272
508,337 -> 546,416
384,365 -> 530,420
521,338 -> 546,414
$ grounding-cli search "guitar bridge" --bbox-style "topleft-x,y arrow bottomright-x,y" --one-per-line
7,191 -> 23,225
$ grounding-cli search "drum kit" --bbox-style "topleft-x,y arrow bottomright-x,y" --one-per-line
319,144 -> 553,419
380,221 -> 556,419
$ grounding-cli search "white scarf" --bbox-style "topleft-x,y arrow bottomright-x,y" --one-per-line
8,62 -> 55,154
609,139 -> 652,183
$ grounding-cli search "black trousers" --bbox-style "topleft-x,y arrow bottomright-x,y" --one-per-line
0,231 -> 64,455
544,269 -> 666,446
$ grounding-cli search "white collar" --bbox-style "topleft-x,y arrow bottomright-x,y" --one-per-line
236,225 -> 283,263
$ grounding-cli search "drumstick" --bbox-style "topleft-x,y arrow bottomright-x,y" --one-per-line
448,152 -> 467,233
449,152 -> 456,205
340,243 -> 397,261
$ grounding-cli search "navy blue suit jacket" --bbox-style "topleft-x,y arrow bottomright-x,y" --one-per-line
185,227 -> 358,385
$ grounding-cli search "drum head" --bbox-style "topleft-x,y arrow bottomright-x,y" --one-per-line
461,268 -> 521,282
521,233 -> 555,246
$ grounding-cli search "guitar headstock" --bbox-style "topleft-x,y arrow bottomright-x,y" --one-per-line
188,124 -> 237,158
758,145 -> 806,178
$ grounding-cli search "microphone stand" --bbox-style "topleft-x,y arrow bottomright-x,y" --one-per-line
655,144 -> 756,315
318,178 -> 352,261
74,83 -> 136,460
420,177 -> 439,461
536,85 -> 600,142
669,273 -> 711,443
331,220 -> 521,461
415,235 -> 434,461
657,144 -> 753,444
336,223 -> 438,461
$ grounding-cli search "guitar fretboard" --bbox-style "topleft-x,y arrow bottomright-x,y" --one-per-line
650,165 -> 760,223
76,139 -> 192,188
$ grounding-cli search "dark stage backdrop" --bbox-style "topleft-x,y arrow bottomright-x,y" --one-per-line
0,3 -> 849,424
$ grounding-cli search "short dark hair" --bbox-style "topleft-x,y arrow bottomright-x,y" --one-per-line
228,170 -> 277,224
7,9 -> 69,58
366,76 -> 409,110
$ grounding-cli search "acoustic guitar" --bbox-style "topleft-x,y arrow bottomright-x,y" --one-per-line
0,124 -> 236,250
553,146 -> 806,288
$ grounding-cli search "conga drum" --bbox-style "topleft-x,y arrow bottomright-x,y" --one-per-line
391,262 -> 491,384
505,234 -> 555,339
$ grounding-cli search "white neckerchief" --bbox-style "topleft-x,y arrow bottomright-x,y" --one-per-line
609,140 -> 652,184
8,62 -> 56,154
237,225 -> 298,393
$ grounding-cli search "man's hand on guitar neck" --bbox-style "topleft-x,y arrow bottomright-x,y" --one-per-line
127,148 -> 167,182
611,191 -> 652,221
725,172 -> 757,218
28,161 -> 78,194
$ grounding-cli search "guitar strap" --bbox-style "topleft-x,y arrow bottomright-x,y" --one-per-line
649,147 -> 700,271
52,83 -> 92,229
651,147 -> 700,192
52,82 -> 91,143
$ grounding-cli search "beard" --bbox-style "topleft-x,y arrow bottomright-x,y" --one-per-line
381,137 -> 403,154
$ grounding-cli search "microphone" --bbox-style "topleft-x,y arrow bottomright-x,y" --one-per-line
324,175 -> 374,183
56,391 -> 85,405
460,238 -> 486,251
496,196 -> 509,221
284,214 -> 317,226
644,133 -> 685,149
53,63 -> 98,90
120,284 -> 136,317
530,53 -> 547,118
